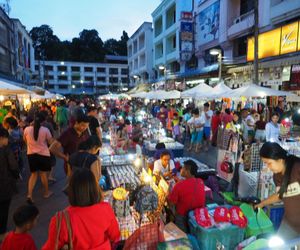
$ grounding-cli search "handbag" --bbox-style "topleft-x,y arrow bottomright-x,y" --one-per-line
55,210 -> 73,250
220,161 -> 233,174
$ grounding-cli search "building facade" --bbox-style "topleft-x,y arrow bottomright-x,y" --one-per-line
31,56 -> 129,95
127,22 -> 154,86
152,0 -> 193,81
12,18 -> 35,85
0,7 -> 15,77
194,0 -> 300,89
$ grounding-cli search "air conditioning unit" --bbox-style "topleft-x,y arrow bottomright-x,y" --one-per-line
234,16 -> 242,24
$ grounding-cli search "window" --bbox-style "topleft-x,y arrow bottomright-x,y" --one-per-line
109,68 -> 119,74
58,85 -> 68,89
240,0 -> 255,15
58,66 -> 67,71
97,77 -> 106,82
121,77 -> 128,83
84,67 -> 93,72
121,68 -> 128,75
58,75 -> 67,81
35,65 -> 39,71
173,36 -> 176,49
72,75 -> 80,81
85,76 -> 93,81
71,66 -> 80,72
154,17 -> 163,37
97,67 -> 106,73
109,77 -> 119,83
48,84 -> 55,89
166,4 -> 176,29
45,65 -> 53,71
234,36 -> 247,57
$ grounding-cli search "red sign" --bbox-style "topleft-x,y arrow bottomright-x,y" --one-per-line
181,12 -> 193,20
288,65 -> 300,90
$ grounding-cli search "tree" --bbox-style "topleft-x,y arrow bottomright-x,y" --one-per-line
104,38 -> 119,55
29,25 -> 60,60
117,31 -> 129,56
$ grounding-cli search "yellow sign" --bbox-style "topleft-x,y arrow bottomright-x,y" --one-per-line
281,22 -> 298,54
247,28 -> 281,61
247,21 -> 300,61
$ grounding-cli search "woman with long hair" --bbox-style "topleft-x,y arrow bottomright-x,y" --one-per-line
23,112 -> 54,204
256,142 -> 300,241
42,168 -> 120,249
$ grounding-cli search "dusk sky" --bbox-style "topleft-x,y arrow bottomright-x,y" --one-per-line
10,0 -> 161,41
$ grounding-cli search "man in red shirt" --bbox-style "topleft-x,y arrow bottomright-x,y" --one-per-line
1,204 -> 39,250
168,160 -> 205,232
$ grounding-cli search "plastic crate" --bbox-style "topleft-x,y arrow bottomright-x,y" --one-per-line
264,204 -> 284,230
240,203 -> 274,237
188,211 -> 245,249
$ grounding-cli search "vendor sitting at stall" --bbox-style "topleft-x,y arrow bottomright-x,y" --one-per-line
168,160 -> 205,233
153,150 -> 175,181
154,142 -> 174,160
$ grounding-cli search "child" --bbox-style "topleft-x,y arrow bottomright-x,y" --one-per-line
1,204 -> 39,250
172,113 -> 181,142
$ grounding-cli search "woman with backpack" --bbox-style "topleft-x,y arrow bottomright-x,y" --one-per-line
69,135 -> 102,182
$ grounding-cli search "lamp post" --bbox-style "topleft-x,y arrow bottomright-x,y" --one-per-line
210,49 -> 222,82
133,75 -> 140,86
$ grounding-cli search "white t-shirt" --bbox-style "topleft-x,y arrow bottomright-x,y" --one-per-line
246,115 -> 255,130
203,110 -> 213,127
153,159 -> 175,176
187,116 -> 205,131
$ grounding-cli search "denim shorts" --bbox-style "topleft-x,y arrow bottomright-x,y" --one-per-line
204,127 -> 211,140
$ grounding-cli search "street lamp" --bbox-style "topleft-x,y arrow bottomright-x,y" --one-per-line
72,85 -> 75,89
210,49 -> 222,82
159,65 -> 165,70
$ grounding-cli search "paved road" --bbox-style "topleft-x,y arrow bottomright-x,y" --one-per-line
7,145 -> 218,248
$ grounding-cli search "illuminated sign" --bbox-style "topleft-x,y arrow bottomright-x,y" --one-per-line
247,21 -> 300,61
281,22 -> 299,54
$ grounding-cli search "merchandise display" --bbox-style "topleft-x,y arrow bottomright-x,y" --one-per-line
106,165 -> 140,189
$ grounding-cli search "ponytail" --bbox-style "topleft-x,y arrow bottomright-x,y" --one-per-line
33,112 -> 46,141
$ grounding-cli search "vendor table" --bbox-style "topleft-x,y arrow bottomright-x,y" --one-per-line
142,140 -> 184,158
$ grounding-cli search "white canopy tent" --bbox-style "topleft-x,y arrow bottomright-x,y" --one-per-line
181,83 -> 213,99
130,91 -> 148,98
194,81 -> 232,100
98,93 -> 131,100
0,79 -> 31,95
143,90 -> 181,100
216,83 -> 298,98
31,90 -> 56,100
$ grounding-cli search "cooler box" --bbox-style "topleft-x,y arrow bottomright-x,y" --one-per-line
188,210 -> 245,249
240,203 -> 274,237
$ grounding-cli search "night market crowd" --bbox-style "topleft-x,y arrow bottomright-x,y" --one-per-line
0,96 -> 299,249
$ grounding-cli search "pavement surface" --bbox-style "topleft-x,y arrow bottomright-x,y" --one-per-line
7,143 -> 218,248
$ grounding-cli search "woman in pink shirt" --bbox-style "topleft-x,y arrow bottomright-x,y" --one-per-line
23,112 -> 54,204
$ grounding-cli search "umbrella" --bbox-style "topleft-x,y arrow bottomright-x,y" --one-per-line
181,83 -> 213,98
0,79 -> 31,95
217,83 -> 298,98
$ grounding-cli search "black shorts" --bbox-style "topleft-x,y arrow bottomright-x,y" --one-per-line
27,154 -> 51,172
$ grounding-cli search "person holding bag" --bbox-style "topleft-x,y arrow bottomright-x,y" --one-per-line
42,168 -> 120,250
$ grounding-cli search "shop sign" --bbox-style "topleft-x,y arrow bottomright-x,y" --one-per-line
181,51 -> 193,61
181,11 -> 193,21
281,22 -> 299,54
181,32 -> 193,42
247,21 -> 300,61
181,41 -> 193,52
181,22 -> 193,33
289,64 -> 300,90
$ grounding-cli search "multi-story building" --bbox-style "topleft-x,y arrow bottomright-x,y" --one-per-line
194,0 -> 300,89
152,0 -> 193,80
0,7 -> 15,78
12,18 -> 35,85
127,22 -> 154,85
31,55 -> 129,95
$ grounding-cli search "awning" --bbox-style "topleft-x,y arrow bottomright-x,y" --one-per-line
227,54 -> 300,74
0,78 -> 31,95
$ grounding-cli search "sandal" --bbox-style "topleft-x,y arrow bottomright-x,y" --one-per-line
43,191 -> 54,199
26,197 -> 34,205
